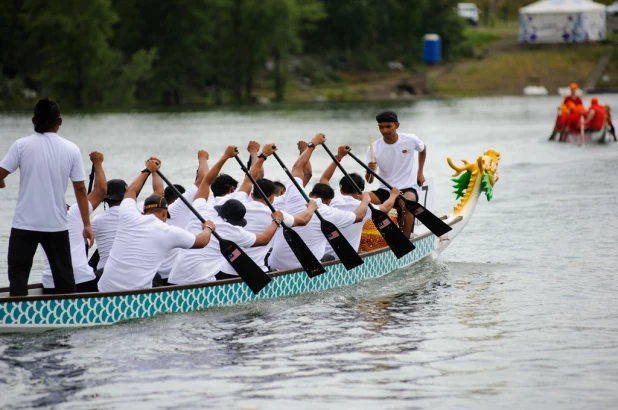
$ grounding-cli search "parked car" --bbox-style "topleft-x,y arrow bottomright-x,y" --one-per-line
457,3 -> 481,26
608,1 -> 618,16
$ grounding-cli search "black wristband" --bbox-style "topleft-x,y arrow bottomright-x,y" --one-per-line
141,168 -> 151,174
258,153 -> 267,161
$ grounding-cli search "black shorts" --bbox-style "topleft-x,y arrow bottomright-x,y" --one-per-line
372,187 -> 417,209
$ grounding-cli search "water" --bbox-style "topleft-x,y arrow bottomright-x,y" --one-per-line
1,96 -> 618,409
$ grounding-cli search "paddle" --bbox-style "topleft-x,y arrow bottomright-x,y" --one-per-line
271,152 -> 364,271
84,164 -> 95,255
346,151 -> 452,237
321,144 -> 415,259
233,155 -> 326,277
155,170 -> 271,294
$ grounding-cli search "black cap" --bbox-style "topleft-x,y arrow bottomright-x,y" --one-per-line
143,195 -> 168,212
105,179 -> 128,202
376,110 -> 398,123
214,199 -> 247,227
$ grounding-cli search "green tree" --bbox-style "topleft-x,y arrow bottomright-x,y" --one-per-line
21,0 -> 119,108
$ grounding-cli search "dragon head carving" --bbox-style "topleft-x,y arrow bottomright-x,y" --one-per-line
447,149 -> 501,214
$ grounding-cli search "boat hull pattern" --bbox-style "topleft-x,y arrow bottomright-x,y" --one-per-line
0,235 -> 436,333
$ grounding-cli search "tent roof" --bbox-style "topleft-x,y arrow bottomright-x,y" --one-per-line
520,0 -> 606,14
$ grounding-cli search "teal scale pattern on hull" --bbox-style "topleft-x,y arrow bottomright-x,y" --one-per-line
0,236 -> 435,330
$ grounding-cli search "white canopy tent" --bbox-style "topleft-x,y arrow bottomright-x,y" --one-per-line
519,0 -> 606,43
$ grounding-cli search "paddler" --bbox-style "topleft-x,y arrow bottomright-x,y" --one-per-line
268,134 -> 370,270
564,83 -> 583,106
550,103 -> 571,141
0,98 -> 94,296
366,110 -> 426,238
41,151 -> 108,294
97,157 -> 215,292
583,97 -> 607,132
319,144 -> 399,257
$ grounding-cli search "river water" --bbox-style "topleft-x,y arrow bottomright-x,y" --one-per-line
0,96 -> 617,409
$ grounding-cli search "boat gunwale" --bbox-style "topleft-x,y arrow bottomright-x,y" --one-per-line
0,216 -> 460,304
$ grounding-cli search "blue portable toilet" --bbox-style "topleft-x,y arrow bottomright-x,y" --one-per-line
422,34 -> 442,64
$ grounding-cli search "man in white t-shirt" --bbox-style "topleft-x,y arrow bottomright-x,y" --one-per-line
42,151 -> 109,293
90,178 -> 128,271
218,143 -> 317,273
168,145 -> 284,285
0,98 -> 94,296
366,110 -> 427,238
149,149 -> 210,284
97,158 -> 215,293
320,145 -> 399,257
269,134 -> 370,271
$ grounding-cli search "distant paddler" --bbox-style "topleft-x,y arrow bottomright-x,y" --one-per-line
563,83 -> 583,106
366,110 -> 426,238
583,97 -> 607,133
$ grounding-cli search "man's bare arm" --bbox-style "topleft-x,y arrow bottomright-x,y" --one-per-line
292,133 -> 324,180
73,180 -> 94,248
87,151 -> 107,210
195,145 -> 238,201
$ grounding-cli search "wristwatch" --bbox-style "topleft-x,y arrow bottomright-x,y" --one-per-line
307,142 -> 316,149
258,153 -> 267,161
272,217 -> 282,226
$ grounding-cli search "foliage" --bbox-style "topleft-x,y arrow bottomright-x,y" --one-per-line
452,171 -> 471,200
0,0 -> 469,108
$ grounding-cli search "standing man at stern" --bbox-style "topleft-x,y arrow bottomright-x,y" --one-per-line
0,98 -> 94,296
366,110 -> 426,238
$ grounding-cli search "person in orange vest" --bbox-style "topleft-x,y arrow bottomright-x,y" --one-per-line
558,101 -> 579,141
583,97 -> 606,132
563,83 -> 583,106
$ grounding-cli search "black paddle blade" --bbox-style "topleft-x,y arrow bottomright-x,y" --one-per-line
219,238 -> 271,294
403,199 -> 452,237
319,219 -> 364,270
370,208 -> 415,259
88,249 -> 100,270
282,226 -> 326,278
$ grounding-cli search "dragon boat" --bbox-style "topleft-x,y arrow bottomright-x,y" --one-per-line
0,149 -> 501,333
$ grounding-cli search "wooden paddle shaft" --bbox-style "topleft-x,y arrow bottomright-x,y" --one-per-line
369,134 -> 375,162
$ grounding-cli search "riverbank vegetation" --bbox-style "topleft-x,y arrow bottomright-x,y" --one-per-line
0,0 -> 472,109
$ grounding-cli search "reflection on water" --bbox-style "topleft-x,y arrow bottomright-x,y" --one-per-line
1,96 -> 618,408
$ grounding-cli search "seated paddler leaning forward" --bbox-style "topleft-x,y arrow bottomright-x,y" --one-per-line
97,157 -> 215,293
366,110 -> 427,239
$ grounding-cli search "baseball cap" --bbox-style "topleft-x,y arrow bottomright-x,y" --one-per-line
143,195 -> 168,212
105,179 -> 128,202
214,199 -> 247,227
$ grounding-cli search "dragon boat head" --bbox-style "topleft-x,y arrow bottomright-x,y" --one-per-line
447,148 -> 501,216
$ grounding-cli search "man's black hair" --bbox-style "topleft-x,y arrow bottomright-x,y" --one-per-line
255,178 -> 276,199
339,173 -> 365,194
310,183 -> 335,201
164,184 -> 185,204
211,174 -> 238,197
273,181 -> 286,193
33,98 -> 61,133
376,109 -> 398,123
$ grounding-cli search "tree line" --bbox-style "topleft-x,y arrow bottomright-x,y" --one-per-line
0,0 -> 471,109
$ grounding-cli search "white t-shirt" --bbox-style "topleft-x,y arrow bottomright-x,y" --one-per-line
157,185 -> 198,278
0,132 -> 86,231
91,205 -> 120,270
217,191 -> 294,273
42,202 -> 95,288
168,198 -> 256,284
324,195 -> 371,257
268,178 -> 357,271
366,133 -> 425,192
97,198 -> 196,292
